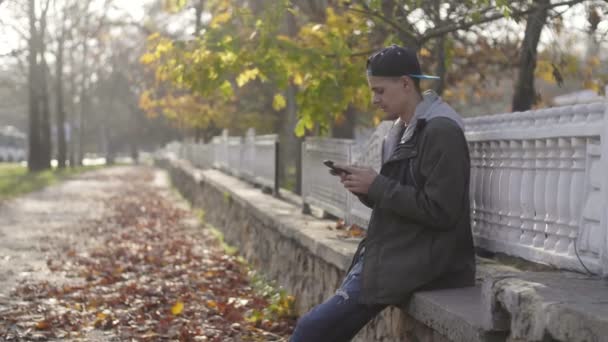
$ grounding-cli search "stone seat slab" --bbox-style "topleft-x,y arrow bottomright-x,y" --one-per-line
409,285 -> 508,342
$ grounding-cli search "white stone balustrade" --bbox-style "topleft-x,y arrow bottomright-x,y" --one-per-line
252,134 -> 278,190
226,136 -> 243,176
212,130 -> 229,170
345,121 -> 393,228
240,128 -> 279,190
301,137 -> 356,218
174,129 -> 278,192
465,97 -> 608,275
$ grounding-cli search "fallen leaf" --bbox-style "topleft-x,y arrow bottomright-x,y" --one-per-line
171,301 -> 184,315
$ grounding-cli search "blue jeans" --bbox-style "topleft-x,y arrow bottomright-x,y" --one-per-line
290,257 -> 386,342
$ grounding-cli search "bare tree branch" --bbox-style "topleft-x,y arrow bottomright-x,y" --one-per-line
419,0 -> 586,44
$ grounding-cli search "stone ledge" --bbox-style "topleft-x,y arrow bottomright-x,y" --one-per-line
409,286 -> 507,342
484,271 -> 608,342
157,156 -> 608,342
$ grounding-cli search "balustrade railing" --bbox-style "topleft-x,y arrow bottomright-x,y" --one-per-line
346,121 -> 393,228
301,137 -> 355,218
171,129 -> 278,193
466,100 -> 608,273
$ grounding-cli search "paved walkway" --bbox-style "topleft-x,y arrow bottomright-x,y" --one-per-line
0,166 -> 293,341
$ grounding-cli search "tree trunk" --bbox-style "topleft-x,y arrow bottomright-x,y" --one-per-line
431,0 -> 446,95
39,52 -> 52,169
55,16 -> 67,168
27,0 -> 42,171
78,15 -> 90,166
331,105 -> 356,139
37,0 -> 52,170
278,8 -> 302,194
194,0 -> 204,36
512,0 -> 550,111
433,35 -> 447,95
68,40 -> 77,167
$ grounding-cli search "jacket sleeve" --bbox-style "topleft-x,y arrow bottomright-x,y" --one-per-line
366,120 -> 469,231
354,193 -> 374,208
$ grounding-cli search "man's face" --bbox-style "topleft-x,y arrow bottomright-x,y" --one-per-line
367,76 -> 409,121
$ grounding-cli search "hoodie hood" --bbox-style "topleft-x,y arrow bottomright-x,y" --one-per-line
400,90 -> 464,143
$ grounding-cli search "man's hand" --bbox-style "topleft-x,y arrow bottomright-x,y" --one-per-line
333,164 -> 378,195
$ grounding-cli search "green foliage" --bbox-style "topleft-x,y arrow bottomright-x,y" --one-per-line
246,270 -> 296,324
206,225 -> 239,255
222,191 -> 232,204
194,208 -> 206,222
0,164 -> 103,200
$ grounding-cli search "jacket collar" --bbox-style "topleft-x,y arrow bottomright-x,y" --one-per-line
399,90 -> 463,144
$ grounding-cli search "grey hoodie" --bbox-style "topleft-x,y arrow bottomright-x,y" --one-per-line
382,90 -> 464,162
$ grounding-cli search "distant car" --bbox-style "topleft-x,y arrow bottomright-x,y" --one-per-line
0,126 -> 27,163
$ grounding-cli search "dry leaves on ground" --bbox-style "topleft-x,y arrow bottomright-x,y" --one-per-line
333,219 -> 366,239
0,170 -> 296,341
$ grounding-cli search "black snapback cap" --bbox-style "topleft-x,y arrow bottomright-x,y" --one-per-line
366,44 -> 439,80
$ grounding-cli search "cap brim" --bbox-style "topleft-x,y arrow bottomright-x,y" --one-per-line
408,74 -> 440,80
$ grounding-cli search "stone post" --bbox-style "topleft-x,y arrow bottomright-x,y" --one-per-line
601,86 -> 608,276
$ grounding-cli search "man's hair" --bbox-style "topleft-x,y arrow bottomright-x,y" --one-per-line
409,77 -> 422,94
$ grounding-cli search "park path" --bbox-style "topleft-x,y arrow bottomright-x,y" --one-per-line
0,166 -> 293,341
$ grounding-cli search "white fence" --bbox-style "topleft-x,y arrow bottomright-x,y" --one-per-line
168,129 -> 278,193
465,99 -> 608,274
301,137 -> 356,218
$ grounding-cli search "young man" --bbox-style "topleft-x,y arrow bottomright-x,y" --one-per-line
290,45 -> 476,341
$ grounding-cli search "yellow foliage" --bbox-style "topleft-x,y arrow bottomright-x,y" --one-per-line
583,80 -> 600,93
419,48 -> 431,57
588,56 -> 600,67
155,40 -> 173,55
163,0 -> 188,13
535,59 -> 555,84
140,53 -> 156,65
293,72 -> 304,86
220,51 -> 237,64
272,93 -> 286,111
146,32 -> 161,41
211,11 -> 232,28
236,68 -> 260,87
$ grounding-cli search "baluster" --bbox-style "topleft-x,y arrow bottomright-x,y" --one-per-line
543,138 -> 560,251
567,137 -> 586,256
477,142 -> 488,236
469,142 -> 480,233
554,138 -> 574,254
497,140 -> 511,241
532,139 -> 547,247
488,141 -> 500,239
481,141 -> 493,237
520,140 -> 535,245
507,140 -> 523,243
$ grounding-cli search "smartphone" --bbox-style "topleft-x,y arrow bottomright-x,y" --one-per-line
323,160 -> 351,175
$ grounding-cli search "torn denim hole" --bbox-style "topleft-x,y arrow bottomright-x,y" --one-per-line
336,289 -> 350,301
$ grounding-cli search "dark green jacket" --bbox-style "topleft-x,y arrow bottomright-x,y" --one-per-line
355,116 -> 475,306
